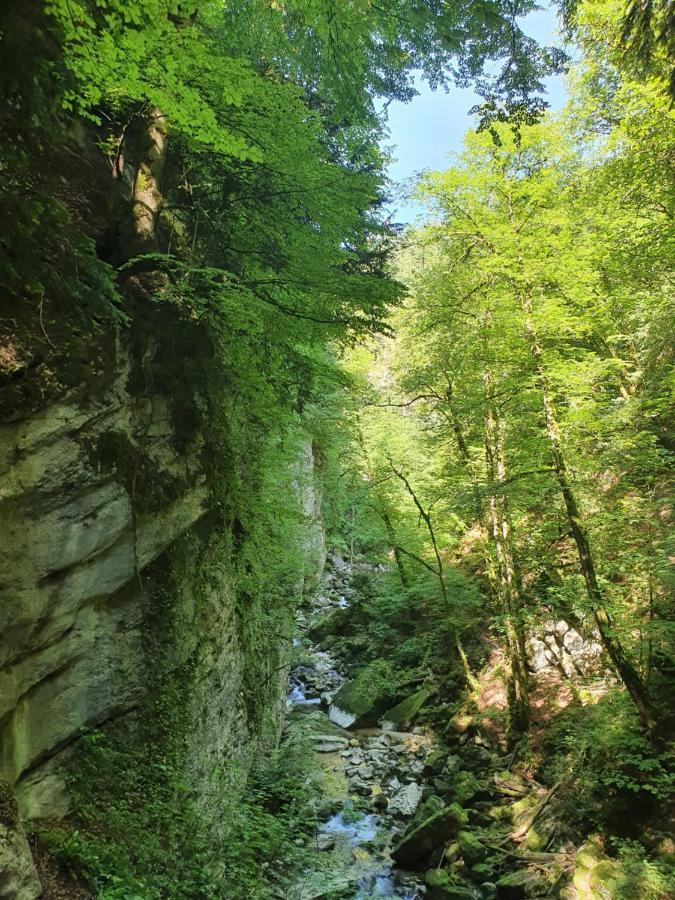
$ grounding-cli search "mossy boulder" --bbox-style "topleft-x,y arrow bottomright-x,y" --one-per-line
308,606 -> 350,642
496,868 -> 549,899
458,830 -> 487,866
409,794 -> 446,831
380,688 -> 432,729
425,869 -> 476,900
392,803 -> 468,867
571,836 -> 618,898
453,771 -> 484,805
329,660 -> 399,728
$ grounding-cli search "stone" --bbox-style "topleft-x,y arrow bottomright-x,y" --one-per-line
379,688 -> 432,730
443,755 -> 462,777
329,705 -> 358,729
496,869 -> 549,899
425,869 -> 476,900
453,771 -> 484,805
458,830 -> 487,866
315,832 -> 336,851
0,780 -> 41,899
424,750 -> 448,776
433,778 -> 453,795
315,740 -> 350,753
388,782 -> 423,816
392,803 -> 468,867
372,793 -> 389,812
312,734 -> 349,749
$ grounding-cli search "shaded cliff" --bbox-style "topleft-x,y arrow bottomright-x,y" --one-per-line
0,288 -> 326,892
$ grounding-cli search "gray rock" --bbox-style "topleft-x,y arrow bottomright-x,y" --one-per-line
392,803 -> 468,867
0,780 -> 41,899
388,782 -> 423,816
315,832 -> 336,851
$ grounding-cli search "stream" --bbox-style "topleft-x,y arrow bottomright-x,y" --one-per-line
283,557 -> 431,900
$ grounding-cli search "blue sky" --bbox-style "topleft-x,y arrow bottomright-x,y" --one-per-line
381,5 -> 568,223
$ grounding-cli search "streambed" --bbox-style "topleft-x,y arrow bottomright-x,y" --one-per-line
283,565 -> 431,899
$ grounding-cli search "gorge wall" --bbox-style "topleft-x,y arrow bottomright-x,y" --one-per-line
0,300 -> 325,894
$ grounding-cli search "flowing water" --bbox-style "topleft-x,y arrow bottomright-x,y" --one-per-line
284,565 -> 426,899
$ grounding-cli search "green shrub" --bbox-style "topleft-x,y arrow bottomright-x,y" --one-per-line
542,690 -> 674,834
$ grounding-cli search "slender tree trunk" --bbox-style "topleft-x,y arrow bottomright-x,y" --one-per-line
521,293 -> 658,734
387,460 -> 478,688
483,368 -> 530,739
445,379 -> 499,597
380,505 -> 410,588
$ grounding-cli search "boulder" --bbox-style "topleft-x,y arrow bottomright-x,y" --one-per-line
388,782 -> 423,817
379,688 -> 432,730
458,830 -> 487,866
308,607 -> 350,642
312,734 -> 349,753
453,771 -> 484,805
392,803 -> 468,867
425,869 -> 476,900
0,780 -> 41,900
496,869 -> 549,899
328,666 -> 399,729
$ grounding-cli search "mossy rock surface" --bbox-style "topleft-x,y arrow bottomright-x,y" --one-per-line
458,830 -> 487,866
392,803 -> 468,867
329,661 -> 399,726
425,869 -> 476,900
496,868 -> 549,899
308,607 -> 350,642
453,771 -> 484,805
380,688 -> 432,729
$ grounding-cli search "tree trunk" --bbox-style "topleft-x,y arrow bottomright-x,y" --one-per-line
482,363 -> 530,739
522,293 -> 658,735
117,108 -> 168,261
380,505 -> 410,588
387,459 -> 478,689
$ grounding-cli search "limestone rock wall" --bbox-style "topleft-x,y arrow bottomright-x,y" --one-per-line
0,307 -> 325,888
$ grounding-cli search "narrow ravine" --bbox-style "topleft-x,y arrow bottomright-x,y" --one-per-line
284,556 -> 429,898
278,554 -> 591,900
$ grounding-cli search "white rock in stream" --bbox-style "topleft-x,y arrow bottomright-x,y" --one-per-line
387,782 -> 422,816
329,704 -> 357,729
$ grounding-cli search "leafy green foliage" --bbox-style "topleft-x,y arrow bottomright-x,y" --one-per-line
542,691 -> 674,833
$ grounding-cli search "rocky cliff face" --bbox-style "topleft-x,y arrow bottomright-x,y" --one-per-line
0,304 -> 324,894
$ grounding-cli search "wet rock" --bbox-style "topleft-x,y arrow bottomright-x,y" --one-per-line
388,782 -> 423,816
392,803 -> 468,867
